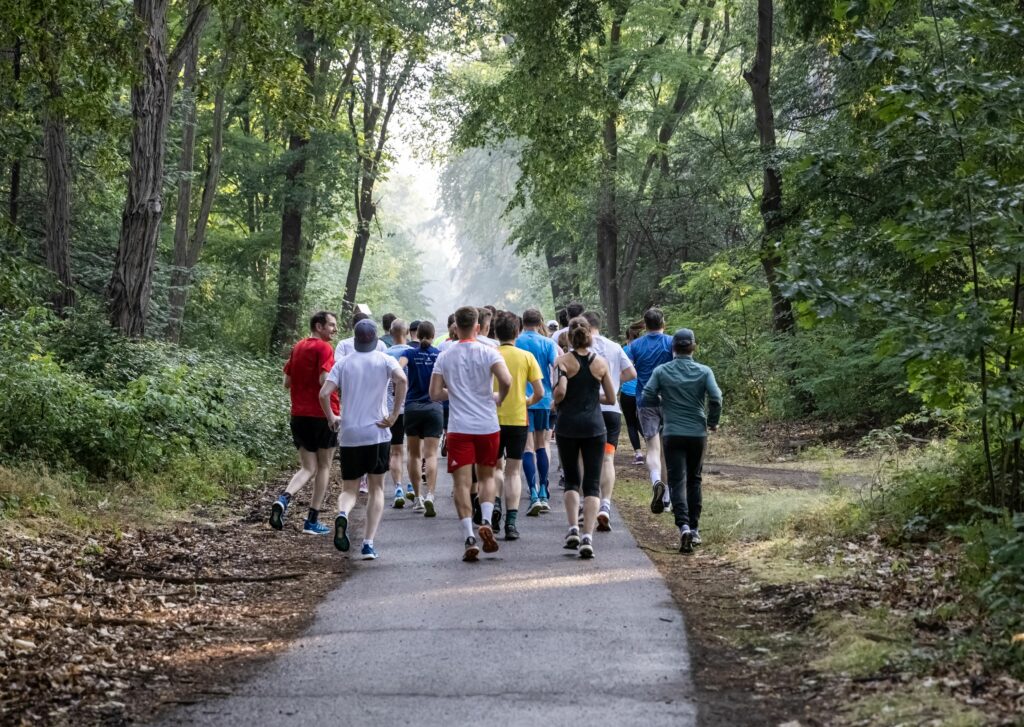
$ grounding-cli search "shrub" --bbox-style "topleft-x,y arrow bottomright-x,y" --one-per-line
0,309 -> 290,480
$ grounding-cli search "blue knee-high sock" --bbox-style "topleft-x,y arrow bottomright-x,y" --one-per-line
523,451 -> 537,496
537,447 -> 550,495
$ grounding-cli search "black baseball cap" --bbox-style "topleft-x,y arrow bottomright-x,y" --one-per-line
672,328 -> 695,349
354,319 -> 378,352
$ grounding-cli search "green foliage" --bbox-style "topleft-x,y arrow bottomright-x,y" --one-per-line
0,308 -> 290,480
663,251 -> 918,427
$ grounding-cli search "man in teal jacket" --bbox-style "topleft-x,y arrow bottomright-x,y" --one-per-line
641,328 -> 722,554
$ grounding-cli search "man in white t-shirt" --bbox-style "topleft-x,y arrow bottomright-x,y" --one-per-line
584,311 -> 636,532
320,320 -> 407,561
430,306 -> 512,562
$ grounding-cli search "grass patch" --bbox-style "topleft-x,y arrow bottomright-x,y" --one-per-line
843,687 -> 988,726
810,608 -> 910,677
0,446 -> 291,532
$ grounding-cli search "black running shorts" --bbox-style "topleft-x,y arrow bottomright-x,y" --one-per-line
338,442 -> 390,480
498,425 -> 529,460
603,411 -> 622,449
291,416 -> 338,452
389,414 -> 406,445
405,406 -> 443,439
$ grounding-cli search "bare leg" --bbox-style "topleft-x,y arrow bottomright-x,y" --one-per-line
453,466 -> 473,518
646,433 -> 663,484
337,478 -> 360,516
407,437 -> 422,497
422,438 -> 440,497
582,495 -> 600,537
564,489 -> 580,528
285,449 -> 318,496
310,448 -> 335,510
389,444 -> 404,488
477,465 -> 497,505
364,473 -> 386,541
600,451 -> 616,501
504,459 -> 523,509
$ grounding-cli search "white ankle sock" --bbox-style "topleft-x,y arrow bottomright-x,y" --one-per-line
460,517 -> 474,539
480,502 -> 494,524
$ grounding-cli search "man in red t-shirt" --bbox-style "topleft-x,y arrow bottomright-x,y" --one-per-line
270,311 -> 339,534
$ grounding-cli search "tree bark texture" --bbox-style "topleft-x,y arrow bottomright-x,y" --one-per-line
545,245 -> 579,307
43,104 -> 74,314
165,29 -> 200,343
269,19 -> 316,353
597,110 -> 621,337
743,0 -> 794,333
107,0 -> 209,337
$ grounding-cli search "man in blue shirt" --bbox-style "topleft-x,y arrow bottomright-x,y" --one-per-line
642,328 -> 722,554
516,307 -> 559,514
626,307 -> 674,511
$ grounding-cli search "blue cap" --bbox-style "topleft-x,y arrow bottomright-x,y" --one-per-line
353,319 -> 378,352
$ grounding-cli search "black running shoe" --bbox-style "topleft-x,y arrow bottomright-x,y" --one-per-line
679,526 -> 694,554
651,481 -> 666,514
504,523 -> 520,541
492,506 -> 502,534
463,536 -> 480,562
579,536 -> 594,559
478,523 -> 499,553
333,514 -> 350,552
564,528 -> 580,550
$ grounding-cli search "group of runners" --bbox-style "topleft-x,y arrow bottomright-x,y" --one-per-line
271,301 -> 723,562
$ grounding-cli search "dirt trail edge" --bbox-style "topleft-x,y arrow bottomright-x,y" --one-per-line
0,480 -> 348,726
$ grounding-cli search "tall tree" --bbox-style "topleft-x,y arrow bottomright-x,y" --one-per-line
107,0 -> 209,336
165,16 -> 239,342
743,0 -> 793,332
340,35 -> 414,317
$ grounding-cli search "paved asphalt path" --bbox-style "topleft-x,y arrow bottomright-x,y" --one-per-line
159,452 -> 697,726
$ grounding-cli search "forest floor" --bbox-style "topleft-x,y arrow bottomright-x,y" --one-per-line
0,477 -> 347,726
613,431 -> 1024,726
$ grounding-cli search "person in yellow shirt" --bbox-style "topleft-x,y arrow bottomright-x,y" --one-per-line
492,311 -> 544,540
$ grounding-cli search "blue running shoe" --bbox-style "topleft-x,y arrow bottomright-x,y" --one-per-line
333,513 -> 350,552
302,519 -> 329,535
393,487 -> 406,508
405,484 -> 416,501
527,497 -> 542,517
269,495 -> 288,530
360,543 -> 378,560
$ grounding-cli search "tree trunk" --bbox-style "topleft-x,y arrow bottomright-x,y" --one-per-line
165,29 -> 200,343
107,0 -> 208,337
744,0 -> 794,333
341,166 -> 376,317
596,111 -> 621,337
545,245 -> 578,308
270,132 -> 313,352
165,16 -> 235,343
43,100 -> 74,314
269,20 -> 316,353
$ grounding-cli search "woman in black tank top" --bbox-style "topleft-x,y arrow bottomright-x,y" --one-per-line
552,318 -> 617,558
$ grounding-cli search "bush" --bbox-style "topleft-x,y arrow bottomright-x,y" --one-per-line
0,308 -> 290,480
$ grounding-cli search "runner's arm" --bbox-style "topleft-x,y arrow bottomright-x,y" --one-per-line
319,380 -> 341,431
620,365 -> 637,384
492,360 -> 512,406
283,374 -> 291,389
527,378 -> 544,407
379,368 -> 408,428
552,362 -> 569,405
706,368 -> 723,432
599,367 -> 616,406
429,372 -> 449,402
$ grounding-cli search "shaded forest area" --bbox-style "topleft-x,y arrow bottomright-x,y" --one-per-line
2,0 -> 1024,719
